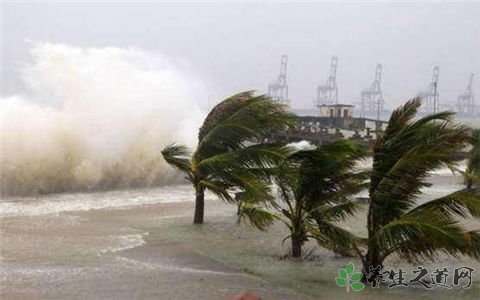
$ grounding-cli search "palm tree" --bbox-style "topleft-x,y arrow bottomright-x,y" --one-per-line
161,91 -> 294,224
238,140 -> 370,258
358,98 -> 480,283
464,128 -> 480,190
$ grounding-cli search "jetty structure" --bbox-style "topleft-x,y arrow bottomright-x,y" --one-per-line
266,55 -> 476,152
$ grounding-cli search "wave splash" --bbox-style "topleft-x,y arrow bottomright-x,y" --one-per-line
1,42 -> 205,196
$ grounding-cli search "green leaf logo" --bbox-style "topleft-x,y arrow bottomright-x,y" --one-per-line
335,262 -> 365,292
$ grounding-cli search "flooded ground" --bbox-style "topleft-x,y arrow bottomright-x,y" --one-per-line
1,171 -> 479,299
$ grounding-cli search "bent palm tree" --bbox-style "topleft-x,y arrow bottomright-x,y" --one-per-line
464,128 -> 480,190
161,91 -> 294,224
359,98 -> 480,283
238,140 -> 370,258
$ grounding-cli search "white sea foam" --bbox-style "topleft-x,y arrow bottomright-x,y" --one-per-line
114,256 -> 242,276
0,185 -> 200,217
0,42 -> 206,195
99,233 -> 148,254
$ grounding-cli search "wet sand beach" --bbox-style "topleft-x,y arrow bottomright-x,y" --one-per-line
1,171 -> 480,299
0,187 -> 307,299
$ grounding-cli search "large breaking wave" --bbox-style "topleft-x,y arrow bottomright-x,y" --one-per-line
1,42 -> 205,196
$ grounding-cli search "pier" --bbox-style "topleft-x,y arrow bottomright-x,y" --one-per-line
270,115 -> 469,160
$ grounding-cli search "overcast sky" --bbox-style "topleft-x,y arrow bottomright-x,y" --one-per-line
1,1 -> 479,109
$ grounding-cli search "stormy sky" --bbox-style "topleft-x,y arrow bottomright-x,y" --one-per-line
1,1 -> 479,109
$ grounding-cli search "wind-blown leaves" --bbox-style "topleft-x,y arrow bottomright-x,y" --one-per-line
160,91 -> 295,224
407,190 -> 480,220
310,220 -> 362,254
461,230 -> 480,259
465,128 -> 480,189
161,144 -> 191,174
370,98 -> 471,227
268,140 -> 370,257
237,203 -> 279,231
196,92 -> 295,160
371,213 -> 467,263
359,97 -> 480,276
197,143 -> 293,181
233,139 -> 370,257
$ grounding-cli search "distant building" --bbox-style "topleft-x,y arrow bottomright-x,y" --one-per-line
318,104 -> 354,118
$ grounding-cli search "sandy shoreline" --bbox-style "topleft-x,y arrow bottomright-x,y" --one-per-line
0,199 -> 309,299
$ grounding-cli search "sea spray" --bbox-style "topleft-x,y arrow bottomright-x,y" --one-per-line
1,42 -> 206,196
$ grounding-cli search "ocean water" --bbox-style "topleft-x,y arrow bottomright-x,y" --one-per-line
1,169 -> 479,299
2,42 -> 479,299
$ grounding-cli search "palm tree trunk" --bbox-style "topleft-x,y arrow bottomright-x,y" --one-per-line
291,234 -> 303,258
467,179 -> 473,190
193,186 -> 205,224
362,251 -> 383,285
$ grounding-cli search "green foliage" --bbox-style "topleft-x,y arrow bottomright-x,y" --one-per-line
289,140 -> 369,255
161,144 -> 191,174
161,91 -> 295,224
163,92 -> 480,285
464,128 -> 480,189
358,98 -> 480,272
242,139 -> 370,257
237,202 -> 279,231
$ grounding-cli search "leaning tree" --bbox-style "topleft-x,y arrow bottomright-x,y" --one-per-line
357,98 -> 480,283
238,140 -> 370,258
161,91 -> 294,224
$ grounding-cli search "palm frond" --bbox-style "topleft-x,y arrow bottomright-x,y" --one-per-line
291,140 -> 370,208
161,143 -> 191,173
406,190 -> 480,220
311,201 -> 362,223
461,230 -> 480,259
361,99 -> 480,271
197,143 -> 293,181
369,102 -> 470,225
200,178 -> 234,203
381,98 -> 455,144
229,172 -> 275,203
195,93 -> 295,159
237,203 -> 279,231
465,128 -> 480,188
268,139 -> 369,257
198,91 -> 255,142
323,172 -> 371,203
372,213 -> 467,263
380,97 -> 422,141
308,220 -> 362,254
